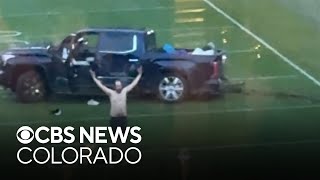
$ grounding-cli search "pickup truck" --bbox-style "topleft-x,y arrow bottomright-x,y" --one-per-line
0,28 -> 240,103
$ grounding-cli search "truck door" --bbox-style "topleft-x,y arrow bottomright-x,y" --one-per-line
51,34 -> 75,94
68,32 -> 101,94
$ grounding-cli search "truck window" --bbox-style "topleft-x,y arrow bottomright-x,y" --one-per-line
101,32 -> 135,53
72,33 -> 99,61
81,34 -> 99,49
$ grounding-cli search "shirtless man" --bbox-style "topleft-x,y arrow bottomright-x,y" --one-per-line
89,66 -> 143,131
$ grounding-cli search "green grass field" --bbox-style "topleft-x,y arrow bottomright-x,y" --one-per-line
1,0 -> 320,175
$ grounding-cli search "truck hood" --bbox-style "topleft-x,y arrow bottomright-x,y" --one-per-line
0,43 -> 52,65
2,45 -> 50,56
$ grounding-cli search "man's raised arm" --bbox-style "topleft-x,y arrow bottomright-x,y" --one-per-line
124,66 -> 143,92
89,70 -> 113,95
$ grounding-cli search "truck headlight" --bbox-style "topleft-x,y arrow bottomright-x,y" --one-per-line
1,54 -> 15,66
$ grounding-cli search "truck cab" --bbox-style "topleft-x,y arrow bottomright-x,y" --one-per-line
50,28 -> 154,95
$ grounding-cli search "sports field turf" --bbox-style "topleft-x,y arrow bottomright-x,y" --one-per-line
1,0 -> 320,175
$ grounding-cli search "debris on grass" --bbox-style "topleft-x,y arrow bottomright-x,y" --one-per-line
51,108 -> 62,116
87,99 -> 100,106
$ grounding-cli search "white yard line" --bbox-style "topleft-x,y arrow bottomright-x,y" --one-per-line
173,32 -> 205,38
1,104 -> 320,126
228,48 -> 256,54
231,75 -> 298,81
203,0 -> 320,87
0,6 -> 176,18
0,31 -> 22,38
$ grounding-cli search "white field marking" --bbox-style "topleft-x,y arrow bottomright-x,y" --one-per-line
87,6 -> 175,13
1,103 -> 320,126
0,6 -> 176,18
0,31 -> 22,38
175,17 -> 205,23
0,30 -> 29,45
203,0 -> 320,87
228,48 -> 257,54
173,32 -> 205,38
175,8 -> 206,14
231,75 -> 298,81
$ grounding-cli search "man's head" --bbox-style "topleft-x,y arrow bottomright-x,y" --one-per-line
115,80 -> 123,93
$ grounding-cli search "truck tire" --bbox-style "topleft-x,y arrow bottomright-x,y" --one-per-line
16,71 -> 46,103
157,73 -> 188,103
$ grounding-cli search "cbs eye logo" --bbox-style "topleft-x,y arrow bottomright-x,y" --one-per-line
16,126 -> 34,144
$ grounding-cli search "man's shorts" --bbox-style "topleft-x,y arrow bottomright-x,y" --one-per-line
110,116 -> 128,132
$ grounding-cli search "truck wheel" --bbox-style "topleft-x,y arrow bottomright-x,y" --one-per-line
158,74 -> 188,103
16,71 -> 46,103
